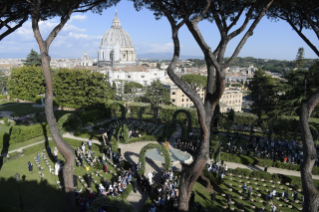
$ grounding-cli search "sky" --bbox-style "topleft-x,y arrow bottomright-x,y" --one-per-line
0,0 -> 318,60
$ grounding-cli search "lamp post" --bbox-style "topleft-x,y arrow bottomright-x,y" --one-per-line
14,173 -> 24,211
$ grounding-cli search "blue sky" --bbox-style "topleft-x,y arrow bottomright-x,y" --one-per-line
0,0 -> 318,60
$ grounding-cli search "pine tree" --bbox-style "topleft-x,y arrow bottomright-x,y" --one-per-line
295,47 -> 305,69
24,49 -> 42,67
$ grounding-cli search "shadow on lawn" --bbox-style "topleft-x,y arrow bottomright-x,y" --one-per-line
0,130 -> 11,171
0,177 -> 66,212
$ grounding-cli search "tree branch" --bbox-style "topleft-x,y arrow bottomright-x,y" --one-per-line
227,5 -> 255,40
45,8 -> 73,47
227,6 -> 245,32
286,17 -> 319,57
304,13 -> 319,41
217,0 -> 227,29
224,0 -> 274,68
0,14 -> 28,41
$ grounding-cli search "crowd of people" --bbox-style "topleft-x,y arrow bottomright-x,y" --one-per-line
223,133 -> 307,165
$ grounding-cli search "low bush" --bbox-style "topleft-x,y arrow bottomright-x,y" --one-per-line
202,168 -> 222,185
10,123 -> 49,145
0,95 -> 7,99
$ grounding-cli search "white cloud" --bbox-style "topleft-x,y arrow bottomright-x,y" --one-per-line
68,32 -> 101,40
135,42 -> 175,53
70,15 -> 87,23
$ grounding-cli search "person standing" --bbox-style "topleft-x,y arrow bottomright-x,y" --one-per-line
271,203 -> 277,212
88,139 -> 92,150
242,183 -> 247,199
210,191 -> 216,206
54,147 -> 58,160
47,145 -> 51,155
81,143 -> 86,155
264,165 -> 268,172
37,153 -> 40,163
248,187 -> 252,199
87,174 -> 93,188
55,162 -> 60,175
28,161 -> 33,174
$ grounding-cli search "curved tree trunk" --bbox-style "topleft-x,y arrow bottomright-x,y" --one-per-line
299,89 -> 319,212
30,1 -> 76,211
41,52 -> 76,212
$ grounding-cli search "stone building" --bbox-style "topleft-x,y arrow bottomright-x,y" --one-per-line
80,51 -> 93,66
219,90 -> 243,113
97,11 -> 136,68
166,83 -> 242,112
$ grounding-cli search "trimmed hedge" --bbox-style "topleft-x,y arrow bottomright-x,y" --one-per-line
138,143 -> 171,177
220,152 -> 319,175
233,112 -> 258,126
9,123 -> 49,145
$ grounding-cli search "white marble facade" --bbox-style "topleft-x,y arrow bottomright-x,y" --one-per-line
97,12 -> 136,68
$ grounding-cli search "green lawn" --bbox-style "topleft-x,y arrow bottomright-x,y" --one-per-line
0,137 -> 130,212
0,136 -> 47,154
0,103 -> 44,116
0,122 -> 14,134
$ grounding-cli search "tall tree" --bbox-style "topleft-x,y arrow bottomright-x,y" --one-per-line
143,79 -> 170,122
248,68 -> 275,120
0,71 -> 9,94
267,0 -> 319,57
295,47 -> 305,69
131,0 -> 274,210
29,0 -> 119,211
181,74 -> 207,92
24,49 -> 42,67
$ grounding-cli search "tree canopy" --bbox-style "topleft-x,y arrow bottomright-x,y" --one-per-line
24,49 -> 42,67
181,74 -> 207,92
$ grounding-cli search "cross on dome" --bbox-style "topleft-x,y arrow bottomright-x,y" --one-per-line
112,10 -> 121,28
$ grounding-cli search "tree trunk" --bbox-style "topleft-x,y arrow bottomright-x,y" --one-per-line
40,50 -> 76,212
178,128 -> 211,211
300,97 -> 319,212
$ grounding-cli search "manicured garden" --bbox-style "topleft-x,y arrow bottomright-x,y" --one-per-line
0,137 -> 132,212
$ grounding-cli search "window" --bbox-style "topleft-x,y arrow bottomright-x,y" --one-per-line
182,95 -> 184,97
172,99 -> 175,102
117,75 -> 119,78
141,75 -> 145,78
186,99 -> 188,102
182,99 -> 184,102
172,92 -> 176,95
127,75 -> 131,79
182,104 -> 184,107
186,104 -> 188,107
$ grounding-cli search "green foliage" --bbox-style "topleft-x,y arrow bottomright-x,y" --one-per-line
112,140 -> 119,154
172,109 -> 193,133
7,66 -> 45,101
248,68 -> 275,119
181,74 -> 207,91
53,69 -> 112,107
233,112 -> 258,126
57,113 -> 82,132
202,168 -> 222,185
3,117 -> 9,126
0,71 -> 8,94
138,143 -> 171,177
10,123 -> 49,145
24,49 -> 42,67
88,196 -> 137,212
143,79 -> 170,121
124,81 -> 143,94
109,102 -> 126,119
122,124 -> 129,144
295,47 -> 305,69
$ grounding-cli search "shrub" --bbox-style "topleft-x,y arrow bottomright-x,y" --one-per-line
138,143 -> 171,177
122,124 -> 129,144
3,117 -> 9,126
10,123 -> 49,145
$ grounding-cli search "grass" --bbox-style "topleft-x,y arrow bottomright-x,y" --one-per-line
0,123 -> 14,134
0,103 -> 44,116
0,137 -> 130,212
0,135 -> 47,153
